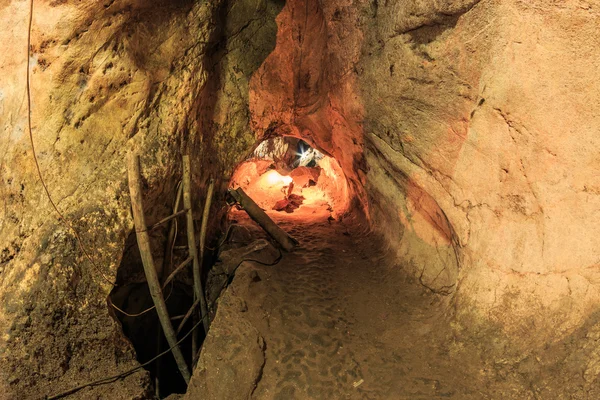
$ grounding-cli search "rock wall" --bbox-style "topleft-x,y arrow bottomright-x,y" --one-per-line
198,0 -> 284,174
359,0 -> 600,347
249,0 -> 368,212
0,0 -> 281,397
245,0 -> 600,349
1,0 -> 600,397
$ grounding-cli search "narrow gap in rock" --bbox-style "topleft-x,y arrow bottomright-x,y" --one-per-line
109,224 -> 204,397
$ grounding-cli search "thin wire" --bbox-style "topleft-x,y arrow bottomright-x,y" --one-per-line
168,219 -> 179,276
26,0 -> 115,286
109,182 -> 185,318
203,221 -> 235,251
209,248 -> 283,283
109,281 -> 175,318
202,204 -> 234,251
46,316 -> 206,400
110,301 -> 155,318
207,236 -> 283,299
109,207 -> 217,319
167,181 -> 183,273
47,246 -> 284,399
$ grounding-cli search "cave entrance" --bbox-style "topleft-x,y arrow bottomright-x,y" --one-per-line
229,136 -> 350,220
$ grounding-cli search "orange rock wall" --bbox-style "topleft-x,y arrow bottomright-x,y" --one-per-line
247,0 -> 600,347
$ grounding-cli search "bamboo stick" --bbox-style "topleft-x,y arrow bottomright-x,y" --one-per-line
148,209 -> 187,231
199,178 -> 214,276
127,153 -> 191,384
176,298 -> 201,335
161,256 -> 193,289
156,182 -> 183,397
182,156 -> 209,336
161,182 -> 184,281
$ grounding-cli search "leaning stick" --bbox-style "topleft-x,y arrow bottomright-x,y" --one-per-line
199,178 -> 215,276
161,256 -> 193,289
176,298 -> 201,335
149,208 -> 187,231
156,182 -> 182,398
182,156 -> 209,336
195,178 -> 213,362
228,187 -> 298,251
160,182 -> 183,282
127,153 -> 191,384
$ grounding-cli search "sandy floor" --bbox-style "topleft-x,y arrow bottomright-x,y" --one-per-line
240,210 -> 476,399
188,204 -> 600,400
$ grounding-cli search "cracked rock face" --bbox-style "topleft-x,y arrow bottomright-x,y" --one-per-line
1,0 -> 600,396
1,1 -> 213,396
358,0 -> 600,345
0,0 -> 280,397
246,0 -> 600,347
184,282 -> 266,400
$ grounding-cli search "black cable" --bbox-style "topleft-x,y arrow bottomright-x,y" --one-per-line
46,315 -> 206,400
208,240 -> 283,281
47,244 -> 283,399
26,0 -> 116,287
208,247 -> 282,313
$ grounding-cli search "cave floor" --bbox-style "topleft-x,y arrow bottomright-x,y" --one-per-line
246,213 -> 472,399
195,205 -> 506,400
184,203 -> 600,400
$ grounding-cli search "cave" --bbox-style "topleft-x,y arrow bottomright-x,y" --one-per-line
1,0 -> 600,399
230,136 -> 350,217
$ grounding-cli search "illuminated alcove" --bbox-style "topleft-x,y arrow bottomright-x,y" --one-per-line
229,136 -> 351,221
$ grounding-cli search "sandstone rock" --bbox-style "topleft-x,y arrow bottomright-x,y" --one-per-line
248,0 -> 600,349
289,166 -> 320,188
2,0 -> 600,397
358,0 -> 600,346
184,289 -> 265,400
0,0 -> 281,396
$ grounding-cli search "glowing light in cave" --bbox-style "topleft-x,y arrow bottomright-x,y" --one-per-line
264,170 -> 293,187
229,138 -> 350,218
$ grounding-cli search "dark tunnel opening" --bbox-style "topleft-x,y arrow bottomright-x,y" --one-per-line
108,218 -> 217,397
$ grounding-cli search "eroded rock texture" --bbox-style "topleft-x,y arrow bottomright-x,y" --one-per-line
0,0 -> 280,397
1,0 -> 600,397
185,288 -> 265,400
249,0 -> 367,211
359,0 -> 600,347
247,0 -> 600,347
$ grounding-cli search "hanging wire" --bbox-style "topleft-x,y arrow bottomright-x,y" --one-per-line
46,247 -> 283,399
26,0 -> 115,286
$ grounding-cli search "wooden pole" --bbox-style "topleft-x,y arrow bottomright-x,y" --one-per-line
127,153 -> 191,384
161,182 -> 184,280
229,187 -> 298,251
149,209 -> 187,231
156,182 -> 183,398
176,298 -> 201,335
161,256 -> 193,289
199,178 -> 214,273
182,156 -> 209,336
